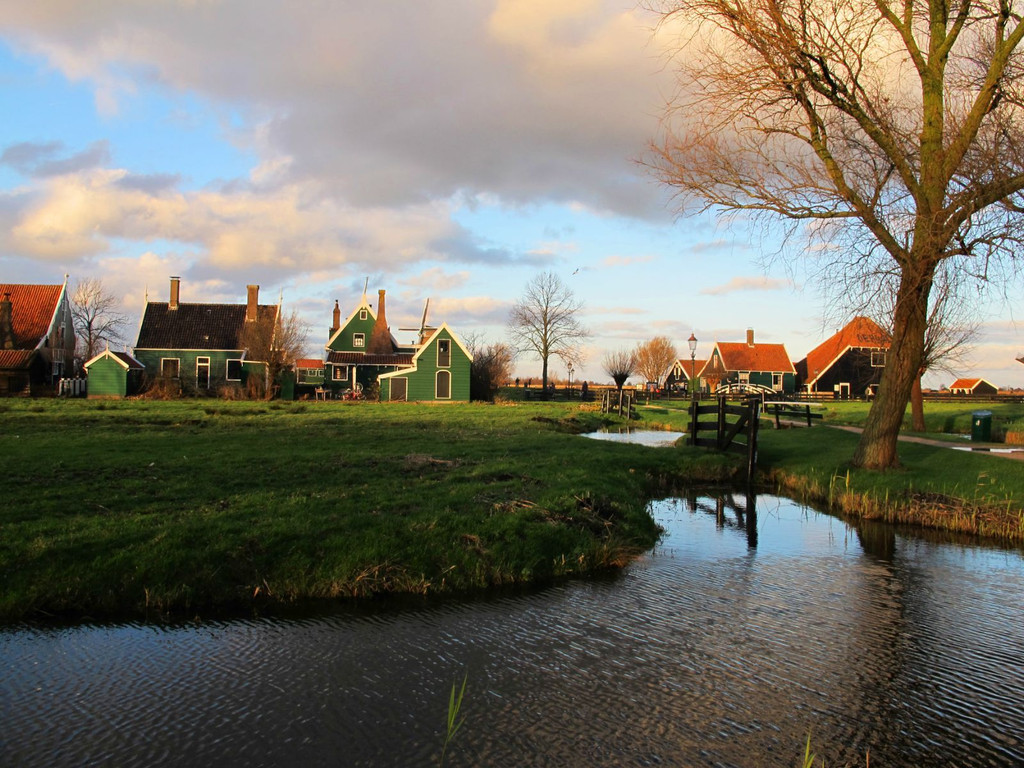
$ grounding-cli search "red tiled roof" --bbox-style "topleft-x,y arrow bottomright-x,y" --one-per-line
296,358 -> 324,369
715,342 -> 795,373
800,317 -> 890,384
675,359 -> 707,380
0,284 -> 62,349
949,377 -> 995,391
0,349 -> 36,370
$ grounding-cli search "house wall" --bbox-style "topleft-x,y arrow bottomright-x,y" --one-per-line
328,311 -> 377,354
380,329 -> 471,401
809,349 -> 885,395
135,349 -> 247,390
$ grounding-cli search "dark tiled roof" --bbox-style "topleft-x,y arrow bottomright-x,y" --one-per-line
136,302 -> 278,350
0,284 -> 62,349
0,349 -> 36,370
327,350 -> 414,366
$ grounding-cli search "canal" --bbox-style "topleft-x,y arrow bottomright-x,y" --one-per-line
2,493 -> 1023,767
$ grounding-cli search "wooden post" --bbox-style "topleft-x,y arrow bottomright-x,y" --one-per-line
746,399 -> 759,480
716,394 -> 727,449
688,398 -> 699,446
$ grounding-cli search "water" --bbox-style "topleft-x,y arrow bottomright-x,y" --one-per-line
3,494 -> 1024,767
582,428 -> 686,447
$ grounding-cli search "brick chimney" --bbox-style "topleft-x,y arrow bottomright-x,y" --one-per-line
746,328 -> 755,347
246,285 -> 259,323
0,292 -> 14,349
367,289 -> 393,354
169,276 -> 180,310
330,300 -> 341,336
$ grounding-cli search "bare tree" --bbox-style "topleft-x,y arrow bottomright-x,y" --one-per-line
647,0 -> 1024,469
603,348 -> 637,392
507,271 -> 589,390
71,277 -> 128,365
241,307 -> 310,398
463,331 -> 516,401
634,336 -> 678,388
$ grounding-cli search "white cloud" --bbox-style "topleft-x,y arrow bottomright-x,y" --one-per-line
700,276 -> 794,296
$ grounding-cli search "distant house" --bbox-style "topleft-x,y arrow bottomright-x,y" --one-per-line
324,289 -> 471,401
665,358 -> 708,394
134,277 -> 279,393
295,358 -> 325,386
0,279 -> 76,395
83,348 -> 145,398
949,377 -> 998,396
795,316 -> 890,398
699,329 -> 796,394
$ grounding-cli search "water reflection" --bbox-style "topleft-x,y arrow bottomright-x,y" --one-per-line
581,429 -> 685,447
2,494 -> 1023,767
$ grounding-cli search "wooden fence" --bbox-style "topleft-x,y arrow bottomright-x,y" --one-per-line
601,389 -> 637,418
687,396 -> 760,479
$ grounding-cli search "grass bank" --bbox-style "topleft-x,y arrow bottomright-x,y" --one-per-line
0,399 -> 738,622
758,427 -> 1024,542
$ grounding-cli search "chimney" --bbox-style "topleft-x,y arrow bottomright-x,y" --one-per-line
367,289 -> 393,354
330,300 -> 341,336
169,276 -> 180,310
246,285 -> 259,323
0,292 -> 14,350
746,328 -> 755,347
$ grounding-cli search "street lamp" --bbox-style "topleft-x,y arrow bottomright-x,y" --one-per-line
567,363 -> 574,392
688,333 -> 698,401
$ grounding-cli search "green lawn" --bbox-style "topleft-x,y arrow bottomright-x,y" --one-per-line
0,398 -> 736,621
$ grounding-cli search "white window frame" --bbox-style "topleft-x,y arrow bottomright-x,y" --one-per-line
437,338 -> 451,368
353,333 -> 365,348
870,350 -> 887,367
226,359 -> 243,381
161,357 -> 181,378
359,309 -> 368,320
196,356 -> 211,389
333,365 -> 349,382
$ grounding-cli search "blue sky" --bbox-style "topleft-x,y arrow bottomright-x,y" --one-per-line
1,1 -> 1021,387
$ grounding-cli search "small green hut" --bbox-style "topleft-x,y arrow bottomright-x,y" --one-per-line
84,349 -> 145,399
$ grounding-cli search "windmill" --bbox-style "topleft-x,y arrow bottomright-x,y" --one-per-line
399,298 -> 435,345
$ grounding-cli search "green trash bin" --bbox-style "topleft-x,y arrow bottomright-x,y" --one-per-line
971,410 -> 992,442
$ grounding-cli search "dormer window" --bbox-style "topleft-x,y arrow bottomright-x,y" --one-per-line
359,309 -> 368,321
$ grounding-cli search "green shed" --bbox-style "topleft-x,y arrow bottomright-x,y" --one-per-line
379,324 -> 472,402
83,349 -> 145,398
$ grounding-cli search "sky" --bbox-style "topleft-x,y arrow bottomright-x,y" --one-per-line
1,0 -> 1022,388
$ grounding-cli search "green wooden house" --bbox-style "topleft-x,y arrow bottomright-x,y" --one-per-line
699,329 -> 796,394
323,289 -> 471,401
134,277 -> 277,393
83,348 -> 145,398
379,324 -> 472,401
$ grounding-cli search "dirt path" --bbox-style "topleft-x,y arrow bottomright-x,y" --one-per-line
825,424 -> 1024,461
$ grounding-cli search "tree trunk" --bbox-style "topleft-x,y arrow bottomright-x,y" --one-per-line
541,355 -> 549,391
910,372 -> 926,432
852,263 -> 935,469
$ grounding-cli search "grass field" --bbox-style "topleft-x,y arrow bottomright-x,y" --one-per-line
0,398 -> 737,621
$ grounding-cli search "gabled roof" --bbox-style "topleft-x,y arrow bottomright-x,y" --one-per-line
84,348 -> 145,371
0,283 -> 64,350
673,358 -> 707,381
714,341 -> 795,373
799,316 -> 890,385
950,377 -> 996,391
136,302 -> 278,350
411,324 -> 473,364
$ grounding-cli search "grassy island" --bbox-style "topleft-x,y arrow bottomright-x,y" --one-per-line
3,397 -> 1022,622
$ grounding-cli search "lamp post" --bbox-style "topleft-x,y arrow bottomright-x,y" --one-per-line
567,363 -> 574,394
688,333 -> 698,402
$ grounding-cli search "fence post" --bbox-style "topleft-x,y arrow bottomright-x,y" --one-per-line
746,399 -> 759,479
716,394 -> 727,449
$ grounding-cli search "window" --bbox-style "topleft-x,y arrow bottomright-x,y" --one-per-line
333,365 -> 348,381
870,350 -> 887,367
226,359 -> 243,381
437,339 -> 451,368
196,357 -> 211,389
772,373 -> 783,389
436,370 -> 451,399
353,333 -> 365,348
359,309 -> 367,320
161,358 -> 180,378
739,371 -> 750,384
390,377 -> 408,401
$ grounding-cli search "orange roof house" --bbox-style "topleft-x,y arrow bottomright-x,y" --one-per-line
0,279 -> 76,395
699,329 -> 796,394
665,357 -> 708,392
949,377 -> 998,395
794,316 -> 890,397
